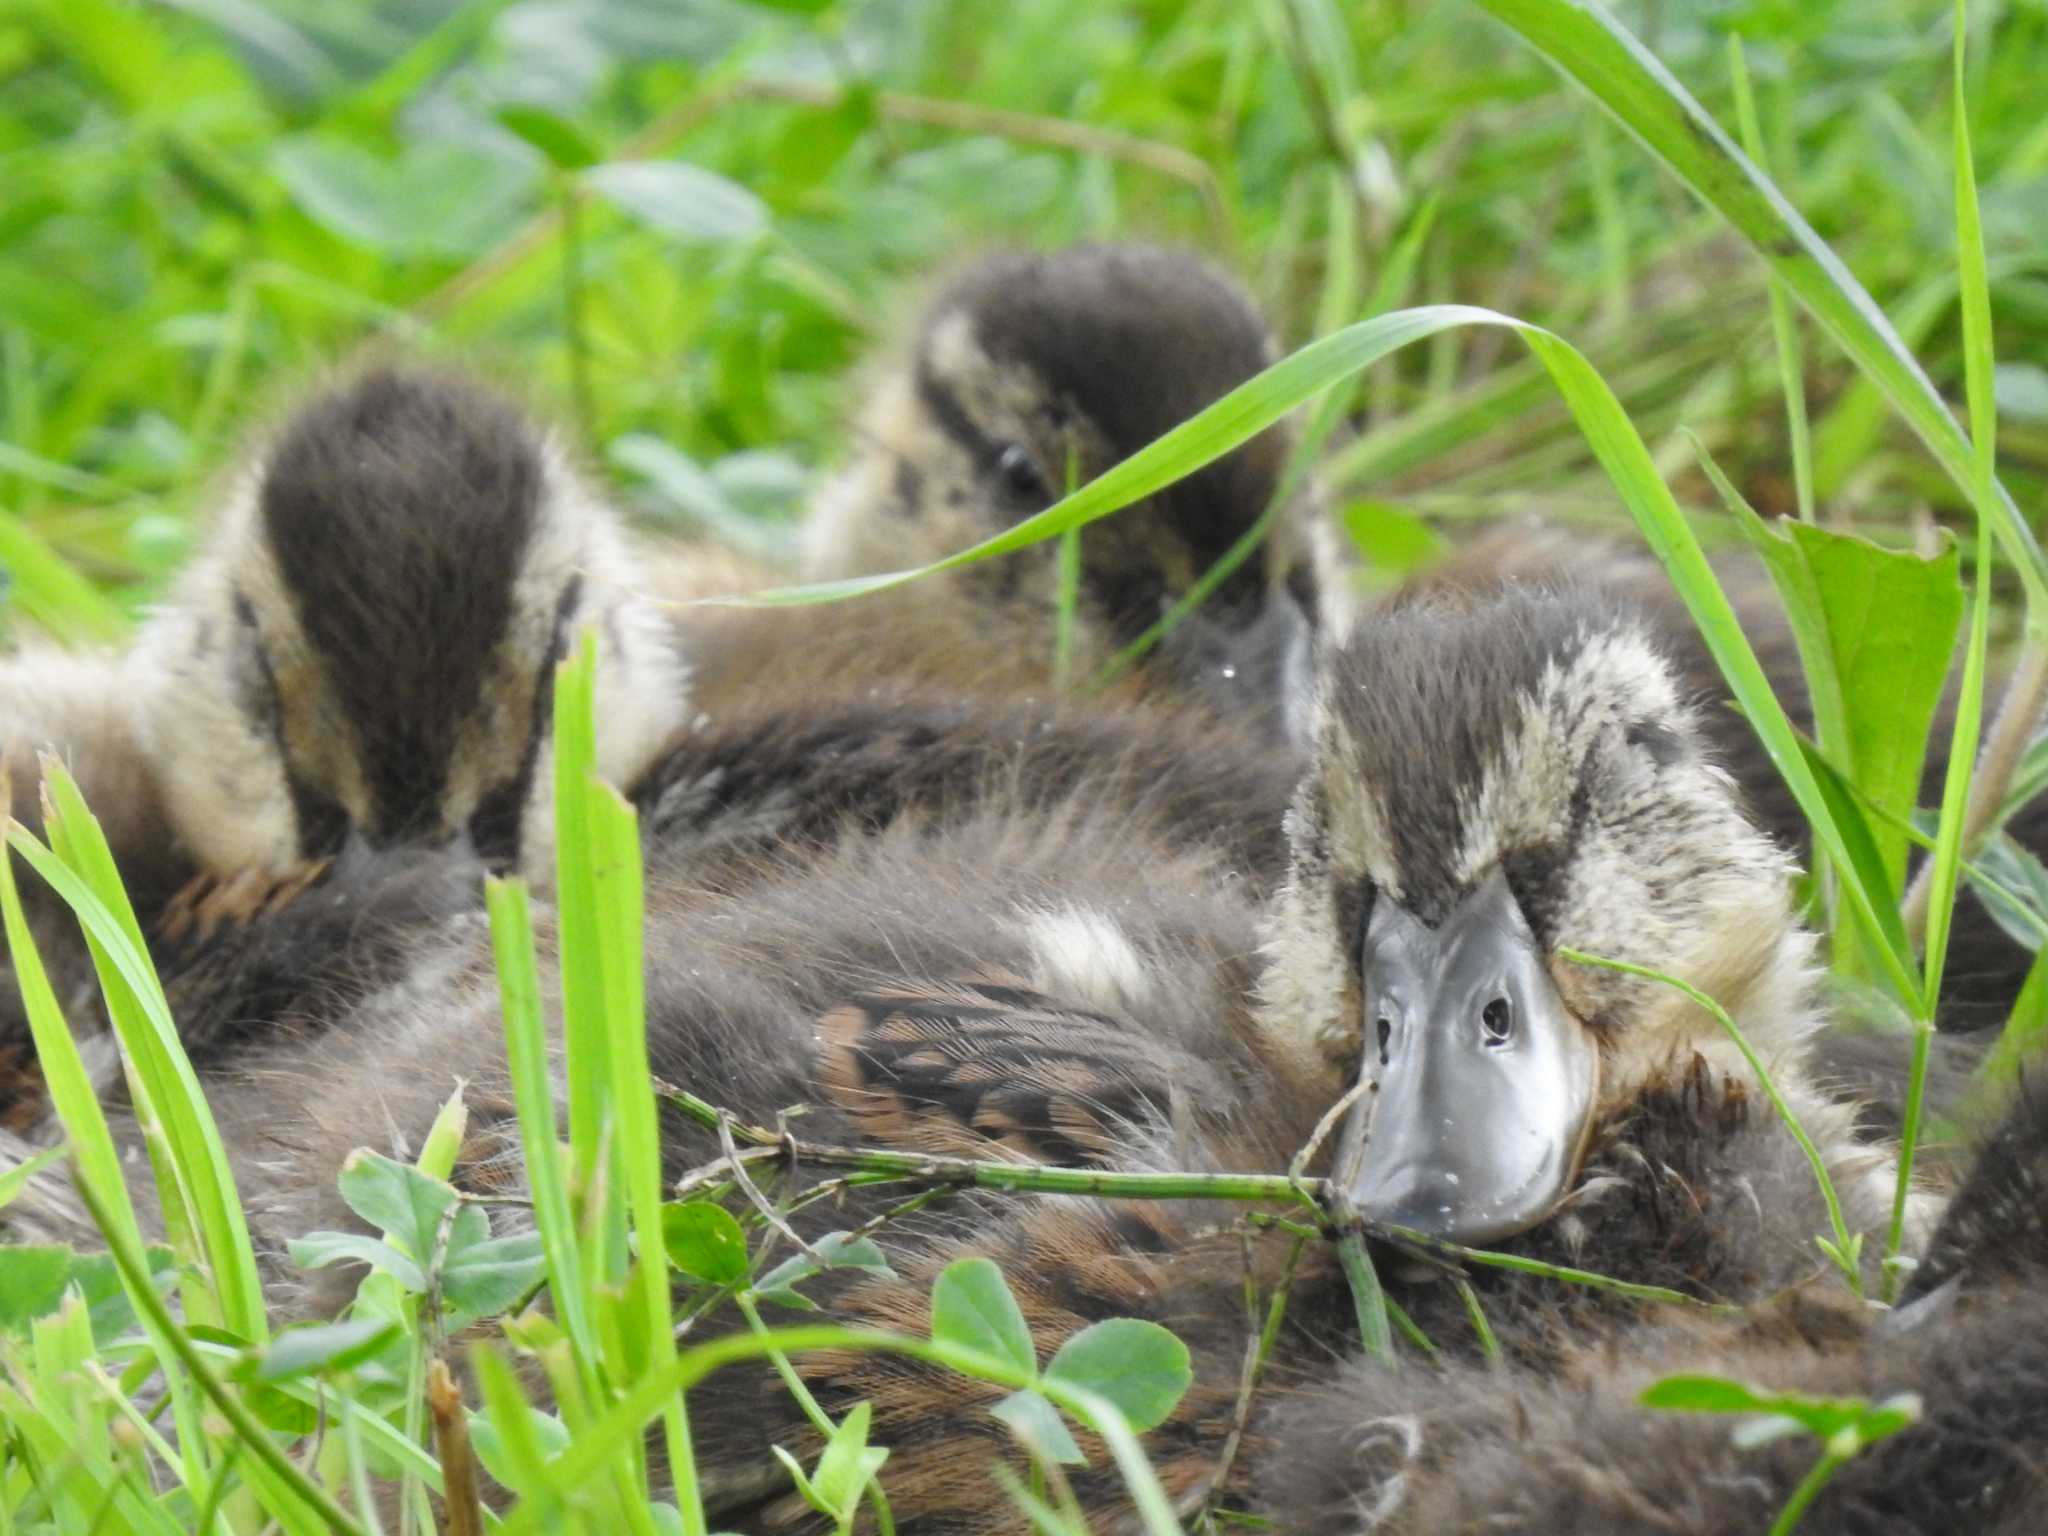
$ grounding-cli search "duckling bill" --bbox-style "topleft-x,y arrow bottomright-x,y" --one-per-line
1336,867 -> 1601,1242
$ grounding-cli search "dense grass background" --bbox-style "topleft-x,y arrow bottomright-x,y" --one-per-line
4,3 -> 2048,1533
4,0 -> 2047,643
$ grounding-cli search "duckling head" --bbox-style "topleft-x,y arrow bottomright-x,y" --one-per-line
805,243 -> 1313,728
132,365 -> 688,882
1258,587 -> 1813,1244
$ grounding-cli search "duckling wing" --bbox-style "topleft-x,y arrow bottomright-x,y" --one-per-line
815,978 -> 1191,1168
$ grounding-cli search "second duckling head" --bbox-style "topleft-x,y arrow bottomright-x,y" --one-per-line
1260,587 -> 1822,1245
805,243 -> 1314,728
131,365 -> 689,881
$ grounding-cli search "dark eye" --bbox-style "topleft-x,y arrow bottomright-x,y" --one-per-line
1481,996 -> 1513,1046
994,443 -> 1050,503
1375,1015 -> 1393,1066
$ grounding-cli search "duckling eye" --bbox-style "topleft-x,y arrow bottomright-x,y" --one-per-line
994,443 -> 1050,503
1481,996 -> 1514,1046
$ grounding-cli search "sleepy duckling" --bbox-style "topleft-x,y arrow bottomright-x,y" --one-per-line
1376,519 -> 2046,1034
674,243 -> 1318,738
130,363 -> 688,881
0,366 -> 689,1103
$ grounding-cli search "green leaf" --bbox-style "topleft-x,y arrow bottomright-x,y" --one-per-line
287,1231 -> 427,1293
661,1201 -> 750,1287
271,135 -> 539,259
930,1258 -> 1037,1378
1043,1319 -> 1191,1434
497,105 -> 600,171
812,1400 -> 889,1514
1336,499 -> 1446,581
1961,832 -> 2048,952
0,1246 -> 81,1332
992,1389 -> 1086,1466
753,1231 -> 895,1307
741,0 -> 837,13
336,1148 -> 459,1263
442,1230 -> 546,1327
1706,447 -> 1962,909
241,1318 -> 400,1382
1640,1373 -> 1878,1442
0,1145 -> 63,1212
582,161 -> 769,243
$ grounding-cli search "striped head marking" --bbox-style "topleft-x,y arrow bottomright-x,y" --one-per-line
135,366 -> 687,882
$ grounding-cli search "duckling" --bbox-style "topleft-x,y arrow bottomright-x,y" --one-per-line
628,585 -> 1939,1532
0,365 -> 690,1113
1378,518 -> 2046,1033
10,588 -> 1942,1535
130,363 -> 689,882
671,243 -> 1318,740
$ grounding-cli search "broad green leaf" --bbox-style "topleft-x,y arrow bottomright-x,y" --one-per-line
1706,448 -> 1962,901
1042,1319 -> 1191,1434
812,1400 -> 889,1514
752,1231 -> 894,1306
287,1230 -> 427,1293
583,161 -> 769,243
497,104 -> 600,171
930,1257 -> 1037,1378
1337,498 -> 1446,581
661,1201 -> 750,1287
443,1230 -> 547,1327
992,1388 -> 1086,1467
243,1317 -> 400,1382
1639,1373 -> 1891,1444
271,135 -> 539,259
336,1147 -> 459,1262
470,1340 -> 571,1498
1961,832 -> 2048,952
0,1245 -> 75,1331
1769,516 -> 1961,889
764,87 -> 875,192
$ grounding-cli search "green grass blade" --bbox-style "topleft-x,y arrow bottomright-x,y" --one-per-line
0,802 -> 216,1500
1475,0 -> 2048,617
0,510 -> 129,646
484,876 -> 603,1406
582,759 -> 701,1535
27,764 -> 267,1341
1890,0 -> 2001,1299
1727,35 -> 1813,524
551,630 -> 628,1286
